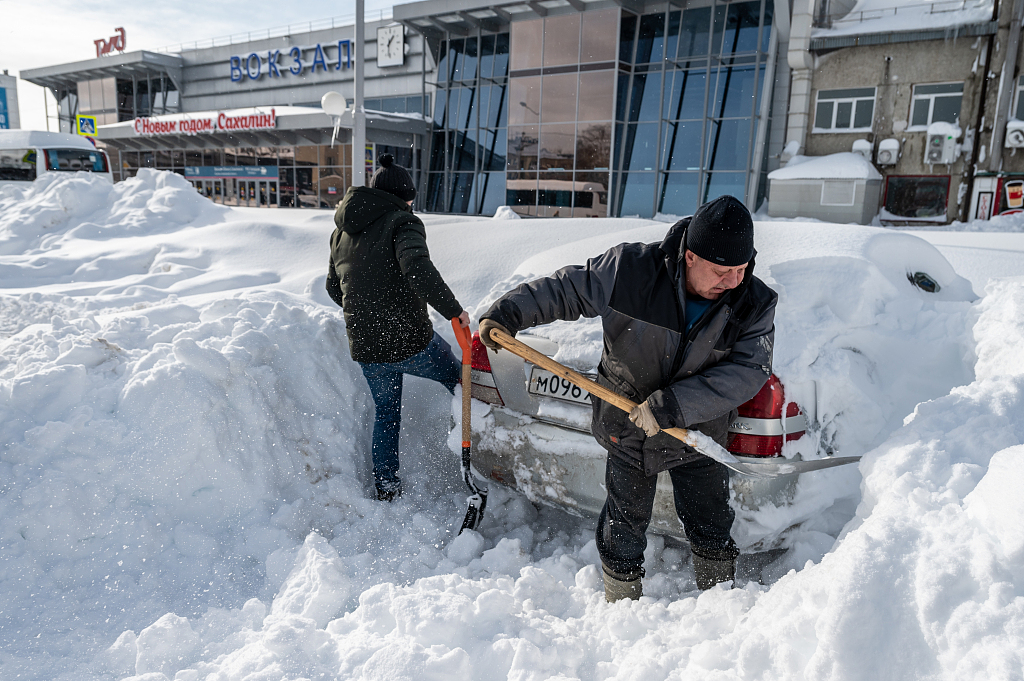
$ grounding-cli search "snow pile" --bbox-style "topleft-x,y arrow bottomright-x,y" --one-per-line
0,169 -> 226,256
0,290 -> 372,670
0,172 -> 1022,679
491,205 -> 521,220
940,210 -> 1024,233
768,152 -> 883,181
105,277 -> 1024,681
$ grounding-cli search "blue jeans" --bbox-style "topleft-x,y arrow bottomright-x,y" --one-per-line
358,332 -> 461,492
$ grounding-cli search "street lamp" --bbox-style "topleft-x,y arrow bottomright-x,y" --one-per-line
519,101 -> 539,116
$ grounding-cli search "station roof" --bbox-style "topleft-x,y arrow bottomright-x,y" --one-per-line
393,0 -> 631,38
20,51 -> 185,93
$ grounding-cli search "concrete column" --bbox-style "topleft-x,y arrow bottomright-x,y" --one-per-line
785,0 -> 817,157
988,0 -> 1024,171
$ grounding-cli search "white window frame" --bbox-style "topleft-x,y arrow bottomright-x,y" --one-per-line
812,87 -> 876,133
1013,75 -> 1024,121
908,82 -> 964,131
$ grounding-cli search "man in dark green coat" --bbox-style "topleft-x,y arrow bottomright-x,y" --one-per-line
326,154 -> 469,501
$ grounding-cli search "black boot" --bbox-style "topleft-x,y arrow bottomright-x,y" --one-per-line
692,545 -> 738,591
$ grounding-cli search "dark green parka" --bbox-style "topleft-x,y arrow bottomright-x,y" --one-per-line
327,186 -> 462,363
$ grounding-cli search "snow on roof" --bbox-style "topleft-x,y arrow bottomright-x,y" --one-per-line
813,0 -> 994,38
768,152 -> 883,181
0,129 -> 98,150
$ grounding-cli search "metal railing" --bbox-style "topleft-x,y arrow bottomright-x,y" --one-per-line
819,0 -> 991,27
154,9 -> 392,53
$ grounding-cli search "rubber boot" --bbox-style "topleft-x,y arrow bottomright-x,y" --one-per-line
376,482 -> 403,502
602,564 -> 643,602
692,549 -> 737,591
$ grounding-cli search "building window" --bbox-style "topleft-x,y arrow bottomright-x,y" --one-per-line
884,175 -> 950,219
909,83 -> 963,129
813,87 -> 875,132
615,0 -> 774,219
1014,75 -> 1024,120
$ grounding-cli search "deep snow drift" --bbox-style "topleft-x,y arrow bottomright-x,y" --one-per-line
1,170 -> 1022,680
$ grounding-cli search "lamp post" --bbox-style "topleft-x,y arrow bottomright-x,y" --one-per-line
353,0 -> 366,187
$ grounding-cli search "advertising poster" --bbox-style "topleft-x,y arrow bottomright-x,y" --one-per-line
0,88 -> 9,130
995,177 -> 1024,216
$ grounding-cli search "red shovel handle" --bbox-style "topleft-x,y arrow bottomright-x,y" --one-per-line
451,318 -> 471,364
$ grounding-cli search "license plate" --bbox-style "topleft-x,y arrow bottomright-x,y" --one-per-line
528,367 -> 593,405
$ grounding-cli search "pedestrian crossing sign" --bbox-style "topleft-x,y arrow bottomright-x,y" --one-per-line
76,115 -> 97,137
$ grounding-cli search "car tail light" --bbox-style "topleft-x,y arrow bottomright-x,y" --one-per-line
468,332 -> 504,406
727,374 -> 806,458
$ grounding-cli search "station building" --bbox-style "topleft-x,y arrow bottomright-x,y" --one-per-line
22,0 -> 783,218
21,0 -> 1024,223
21,16 -> 430,210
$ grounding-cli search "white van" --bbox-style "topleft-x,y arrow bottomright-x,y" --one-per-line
0,130 -> 113,188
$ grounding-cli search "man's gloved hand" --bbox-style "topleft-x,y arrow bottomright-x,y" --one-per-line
479,318 -> 511,352
628,400 -> 661,437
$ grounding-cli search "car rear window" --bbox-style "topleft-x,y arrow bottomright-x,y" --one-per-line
45,148 -> 109,173
0,148 -> 37,181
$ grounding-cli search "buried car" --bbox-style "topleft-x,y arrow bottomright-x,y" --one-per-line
458,220 -> 978,548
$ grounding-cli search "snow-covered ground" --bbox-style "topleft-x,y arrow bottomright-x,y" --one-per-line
1,170 -> 1023,680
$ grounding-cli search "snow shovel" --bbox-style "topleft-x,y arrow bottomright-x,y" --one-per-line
452,318 -> 488,533
488,328 -> 861,479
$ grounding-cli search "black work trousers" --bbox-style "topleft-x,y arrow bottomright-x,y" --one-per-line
596,451 -> 737,575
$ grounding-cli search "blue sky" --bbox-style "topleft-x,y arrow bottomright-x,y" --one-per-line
0,0 -> 402,129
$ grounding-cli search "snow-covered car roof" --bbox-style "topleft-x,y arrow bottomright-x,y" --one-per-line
0,129 -> 99,150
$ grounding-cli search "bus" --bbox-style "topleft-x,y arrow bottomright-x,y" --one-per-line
0,130 -> 113,188
505,178 -> 608,218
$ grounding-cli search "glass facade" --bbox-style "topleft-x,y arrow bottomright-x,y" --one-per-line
425,2 -> 775,218
58,76 -> 180,133
426,32 -> 511,214
616,1 -> 774,218
113,142 -> 414,209
506,9 -> 618,217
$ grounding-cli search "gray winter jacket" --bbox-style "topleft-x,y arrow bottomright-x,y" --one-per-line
480,217 -> 777,475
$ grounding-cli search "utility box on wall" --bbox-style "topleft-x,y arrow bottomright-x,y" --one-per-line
767,152 -> 883,224
925,122 -> 961,165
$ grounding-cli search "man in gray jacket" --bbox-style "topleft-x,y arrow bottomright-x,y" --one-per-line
478,195 -> 777,601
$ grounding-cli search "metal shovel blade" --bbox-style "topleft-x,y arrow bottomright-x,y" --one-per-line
733,455 -> 862,478
459,492 -> 488,534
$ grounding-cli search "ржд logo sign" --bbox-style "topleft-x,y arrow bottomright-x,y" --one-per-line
95,28 -> 126,57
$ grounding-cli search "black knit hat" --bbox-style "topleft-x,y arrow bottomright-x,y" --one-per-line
370,153 -> 416,202
685,195 -> 754,266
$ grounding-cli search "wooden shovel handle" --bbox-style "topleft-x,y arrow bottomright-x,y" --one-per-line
490,328 -> 694,443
